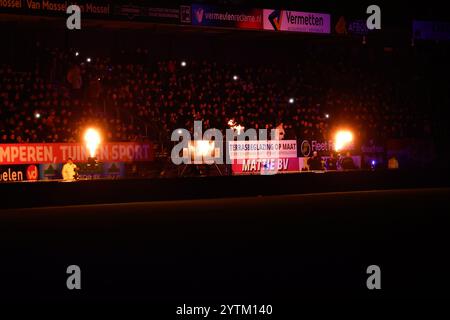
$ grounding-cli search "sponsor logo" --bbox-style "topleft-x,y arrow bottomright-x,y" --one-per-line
268,10 -> 282,31
0,143 -> 152,165
241,158 -> 291,172
26,165 -> 38,181
0,167 -> 24,182
191,5 -> 262,28
263,9 -> 330,34
301,140 -> 311,157
194,7 -> 204,24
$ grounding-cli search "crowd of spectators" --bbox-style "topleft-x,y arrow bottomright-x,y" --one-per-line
0,42 -> 434,149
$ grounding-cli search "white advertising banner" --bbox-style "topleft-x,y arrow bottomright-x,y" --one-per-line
227,140 -> 297,160
263,9 -> 330,34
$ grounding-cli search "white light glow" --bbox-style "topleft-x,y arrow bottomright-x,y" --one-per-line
335,130 -> 353,152
189,140 -> 215,158
228,119 -> 244,134
84,128 -> 101,157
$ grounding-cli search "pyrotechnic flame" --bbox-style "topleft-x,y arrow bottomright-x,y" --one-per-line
196,140 -> 215,157
234,124 -> 244,135
84,128 -> 101,157
335,130 -> 353,152
228,119 -> 244,134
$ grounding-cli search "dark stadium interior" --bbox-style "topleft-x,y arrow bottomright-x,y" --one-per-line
1,0 -> 450,306
1,12 -> 449,171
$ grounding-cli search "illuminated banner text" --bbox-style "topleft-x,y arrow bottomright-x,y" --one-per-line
0,143 -> 153,165
263,9 -> 330,34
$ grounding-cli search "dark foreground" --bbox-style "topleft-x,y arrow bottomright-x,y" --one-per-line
1,169 -> 449,208
1,187 -> 450,306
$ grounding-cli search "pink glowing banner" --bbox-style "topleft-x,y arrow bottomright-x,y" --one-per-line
263,9 -> 330,34
232,157 -> 300,175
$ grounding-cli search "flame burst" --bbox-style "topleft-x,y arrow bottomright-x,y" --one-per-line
334,130 -> 353,152
84,128 -> 101,157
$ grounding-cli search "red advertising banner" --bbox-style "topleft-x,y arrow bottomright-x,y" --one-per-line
0,143 -> 153,165
232,157 -> 299,175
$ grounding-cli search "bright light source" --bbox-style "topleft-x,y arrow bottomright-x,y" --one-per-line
189,140 -> 215,158
334,130 -> 353,152
84,128 -> 101,157
325,113 -> 330,119
177,129 -> 183,134
289,98 -> 294,104
197,140 -> 214,157
228,119 -> 244,134
233,75 -> 238,81
235,124 -> 244,135
34,113 -> 41,119
86,57 -> 92,63
75,52 -> 79,56
181,61 -> 187,67
97,77 -> 101,81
